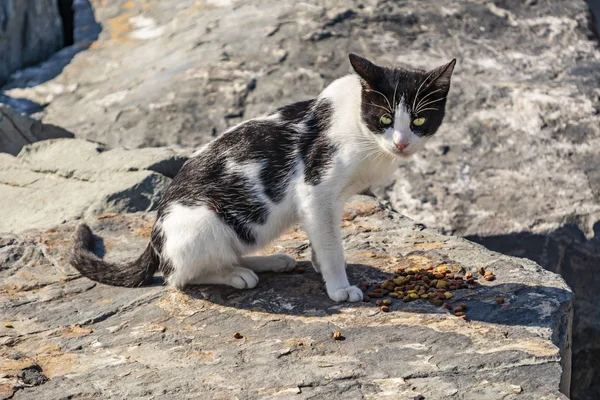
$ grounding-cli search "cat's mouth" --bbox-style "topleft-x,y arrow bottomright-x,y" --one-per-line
390,144 -> 413,157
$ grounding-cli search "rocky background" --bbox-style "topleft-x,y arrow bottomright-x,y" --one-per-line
0,0 -> 599,399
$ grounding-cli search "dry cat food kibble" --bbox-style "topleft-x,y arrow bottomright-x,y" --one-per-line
333,331 -> 343,340
484,271 -> 496,281
233,332 -> 243,339
363,265 -> 496,319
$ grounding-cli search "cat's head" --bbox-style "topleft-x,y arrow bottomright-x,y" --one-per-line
349,54 -> 456,157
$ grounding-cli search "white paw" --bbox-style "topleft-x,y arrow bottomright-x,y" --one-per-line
229,268 -> 259,289
271,253 -> 297,272
327,286 -> 363,302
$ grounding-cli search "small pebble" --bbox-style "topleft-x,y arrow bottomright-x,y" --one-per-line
380,305 -> 390,312
233,332 -> 243,339
333,331 -> 343,340
4,323 -> 13,328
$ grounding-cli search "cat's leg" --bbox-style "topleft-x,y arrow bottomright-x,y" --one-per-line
161,204 -> 261,289
300,193 -> 362,302
310,245 -> 321,273
239,254 -> 296,272
188,266 -> 259,289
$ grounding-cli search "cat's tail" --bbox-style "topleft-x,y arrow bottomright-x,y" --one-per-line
70,223 -> 159,287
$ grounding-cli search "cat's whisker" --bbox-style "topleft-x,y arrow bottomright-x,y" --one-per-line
415,97 -> 446,113
367,102 -> 392,113
392,79 -> 400,112
417,95 -> 446,110
367,89 -> 393,111
412,70 -> 436,111
415,88 -> 443,111
415,107 -> 439,113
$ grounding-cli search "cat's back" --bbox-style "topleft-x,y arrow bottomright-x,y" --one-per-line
158,99 -> 321,212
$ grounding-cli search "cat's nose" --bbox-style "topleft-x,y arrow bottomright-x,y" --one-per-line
395,141 -> 409,151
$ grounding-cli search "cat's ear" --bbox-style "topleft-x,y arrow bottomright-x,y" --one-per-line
428,59 -> 456,90
349,53 -> 383,85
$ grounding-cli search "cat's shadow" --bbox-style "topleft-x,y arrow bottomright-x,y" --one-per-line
179,261 -> 572,329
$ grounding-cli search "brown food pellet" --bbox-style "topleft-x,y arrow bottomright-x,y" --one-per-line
233,332 -> 243,339
370,264 -> 491,312
380,305 -> 390,312
496,297 -> 505,304
454,305 -> 466,313
458,314 -> 467,320
333,331 -> 343,340
484,273 -> 495,281
455,311 -> 465,317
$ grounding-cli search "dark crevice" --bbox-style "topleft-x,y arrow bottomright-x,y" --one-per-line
0,0 -> 101,114
58,0 -> 75,47
588,0 -> 600,43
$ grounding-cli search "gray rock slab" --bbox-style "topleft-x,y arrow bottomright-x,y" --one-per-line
0,139 -> 191,233
0,196 -> 572,399
0,1 -> 64,85
0,104 -> 73,156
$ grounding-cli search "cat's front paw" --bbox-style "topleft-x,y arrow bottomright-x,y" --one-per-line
327,286 -> 363,302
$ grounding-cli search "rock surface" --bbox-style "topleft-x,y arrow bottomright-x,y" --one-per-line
0,138 -> 190,233
0,1 -> 64,86
0,0 -> 598,397
0,196 -> 573,399
0,104 -> 73,156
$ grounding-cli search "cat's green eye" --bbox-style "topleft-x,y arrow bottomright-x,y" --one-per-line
412,117 -> 426,127
380,115 -> 393,126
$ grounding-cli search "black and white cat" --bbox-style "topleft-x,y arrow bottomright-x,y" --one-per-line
71,54 -> 455,303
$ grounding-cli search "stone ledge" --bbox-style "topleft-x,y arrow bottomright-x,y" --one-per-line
0,196 -> 572,399
0,138 -> 191,233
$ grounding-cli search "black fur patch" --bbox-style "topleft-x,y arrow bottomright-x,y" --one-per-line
299,100 -> 335,185
157,98 -> 335,244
